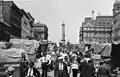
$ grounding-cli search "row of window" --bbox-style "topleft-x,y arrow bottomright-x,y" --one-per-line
83,27 -> 112,31
83,33 -> 111,37
97,21 -> 112,25
34,27 -> 47,32
83,38 -> 111,43
83,25 -> 112,28
11,15 -> 21,28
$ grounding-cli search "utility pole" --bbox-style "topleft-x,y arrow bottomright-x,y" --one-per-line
61,21 -> 65,45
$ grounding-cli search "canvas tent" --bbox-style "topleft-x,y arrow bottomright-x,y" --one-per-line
9,39 -> 40,61
88,43 -> 112,57
0,48 -> 26,62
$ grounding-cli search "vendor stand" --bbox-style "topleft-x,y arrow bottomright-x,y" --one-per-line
0,46 -> 27,77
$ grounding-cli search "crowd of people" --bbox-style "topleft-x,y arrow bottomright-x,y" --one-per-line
22,47 -> 120,77
0,39 -> 112,77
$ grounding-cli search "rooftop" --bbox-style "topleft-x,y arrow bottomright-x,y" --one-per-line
34,22 -> 48,28
96,16 -> 113,19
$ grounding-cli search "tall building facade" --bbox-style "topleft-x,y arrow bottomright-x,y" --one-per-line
79,18 -> 95,43
8,1 -> 22,39
0,1 -> 35,41
33,22 -> 48,53
113,0 -> 120,44
0,1 -> 22,41
79,16 -> 112,44
0,1 -> 10,41
21,9 -> 34,39
27,13 -> 35,38
33,22 -> 48,41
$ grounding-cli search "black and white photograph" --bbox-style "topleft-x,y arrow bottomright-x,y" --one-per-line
0,0 -> 119,77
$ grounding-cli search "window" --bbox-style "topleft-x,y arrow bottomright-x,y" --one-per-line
107,22 -> 110,25
99,22 -> 101,25
104,28 -> 108,31
24,21 -> 27,26
91,28 -> 94,31
91,33 -> 94,37
117,6 -> 120,9
83,28 -> 87,30
103,22 -> 106,25
87,28 -> 90,31
83,33 -> 87,37
40,27 -> 45,32
113,18 -> 117,24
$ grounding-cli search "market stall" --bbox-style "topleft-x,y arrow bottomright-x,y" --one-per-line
0,42 -> 26,77
10,39 -> 40,62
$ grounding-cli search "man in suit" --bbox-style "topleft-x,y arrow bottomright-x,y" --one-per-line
54,56 -> 69,77
79,59 -> 88,77
85,59 -> 95,77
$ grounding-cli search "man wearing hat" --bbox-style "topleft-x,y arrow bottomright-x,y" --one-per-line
79,58 -> 88,77
54,56 -> 69,77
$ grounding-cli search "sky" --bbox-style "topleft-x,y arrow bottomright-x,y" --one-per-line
6,0 -> 114,44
